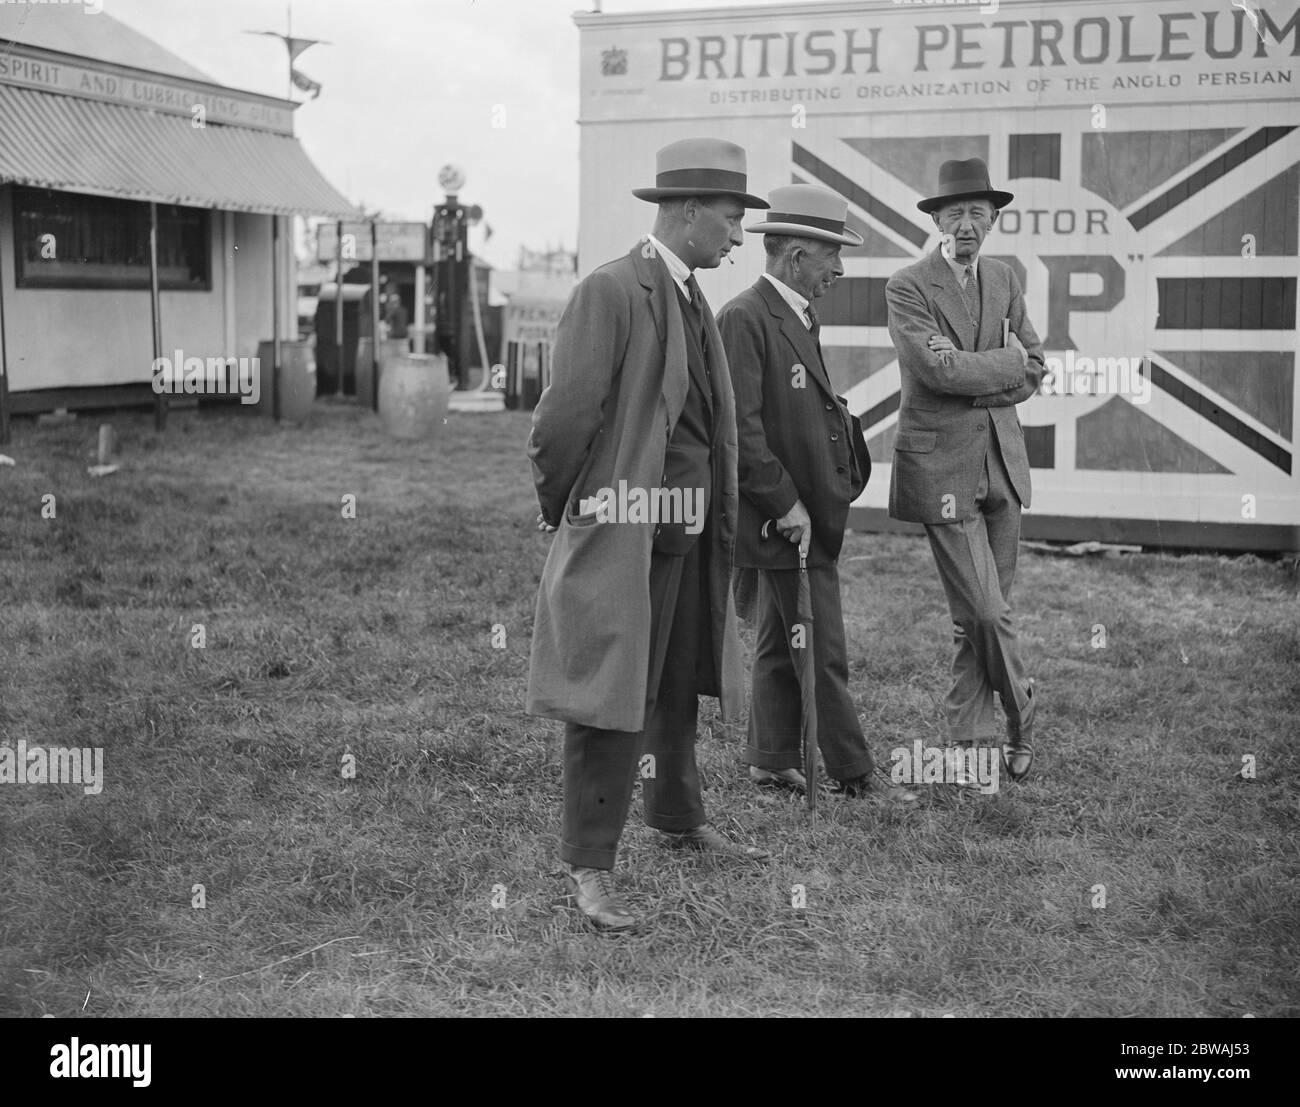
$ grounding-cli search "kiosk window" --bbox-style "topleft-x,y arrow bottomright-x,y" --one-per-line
13,187 -> 211,291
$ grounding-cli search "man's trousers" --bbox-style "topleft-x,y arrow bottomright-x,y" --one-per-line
559,539 -> 713,870
922,431 -> 1034,744
745,562 -> 874,782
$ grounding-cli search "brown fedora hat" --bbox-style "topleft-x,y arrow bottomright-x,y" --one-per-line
917,157 -> 1014,214
633,137 -> 770,209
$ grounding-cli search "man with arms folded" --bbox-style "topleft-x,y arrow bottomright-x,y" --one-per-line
885,158 -> 1045,785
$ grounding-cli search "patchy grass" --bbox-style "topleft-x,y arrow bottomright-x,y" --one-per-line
0,402 -> 1296,1017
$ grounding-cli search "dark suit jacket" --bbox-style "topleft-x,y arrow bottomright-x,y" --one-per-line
885,248 -> 1044,525
718,276 -> 870,570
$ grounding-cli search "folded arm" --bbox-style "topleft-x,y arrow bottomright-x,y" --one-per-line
971,272 -> 1046,407
886,275 -> 1026,397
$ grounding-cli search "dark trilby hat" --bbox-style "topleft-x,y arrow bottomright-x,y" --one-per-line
633,138 -> 770,209
745,184 -> 863,246
917,157 -> 1014,214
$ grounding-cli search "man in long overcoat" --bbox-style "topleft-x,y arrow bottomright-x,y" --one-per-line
527,138 -> 772,930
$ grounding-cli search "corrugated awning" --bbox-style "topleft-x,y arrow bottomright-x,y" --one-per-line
0,84 -> 357,218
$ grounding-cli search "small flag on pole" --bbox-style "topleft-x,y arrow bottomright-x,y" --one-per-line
291,67 -> 322,99
245,22 -> 330,103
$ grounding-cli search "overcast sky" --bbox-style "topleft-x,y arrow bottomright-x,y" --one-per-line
99,0 -> 763,271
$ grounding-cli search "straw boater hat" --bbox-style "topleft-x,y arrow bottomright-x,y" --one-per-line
632,138 -> 770,209
745,184 -> 863,246
916,157 -> 1014,214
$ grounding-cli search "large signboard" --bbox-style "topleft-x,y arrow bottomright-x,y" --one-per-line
315,221 -> 428,263
581,0 -> 1297,119
504,299 -> 567,345
0,43 -> 293,134
576,0 -> 1300,547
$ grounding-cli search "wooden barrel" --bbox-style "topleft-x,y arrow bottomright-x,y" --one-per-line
378,352 -> 451,439
255,340 -> 316,424
356,337 -> 410,411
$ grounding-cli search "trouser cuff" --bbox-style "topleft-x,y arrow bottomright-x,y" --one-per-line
745,746 -> 803,771
824,753 -> 874,781
645,809 -> 705,833
559,841 -> 617,870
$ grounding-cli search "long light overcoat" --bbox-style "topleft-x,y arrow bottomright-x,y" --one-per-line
526,241 -> 745,733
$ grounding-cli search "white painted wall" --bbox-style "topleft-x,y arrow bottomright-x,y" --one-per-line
0,187 -> 292,392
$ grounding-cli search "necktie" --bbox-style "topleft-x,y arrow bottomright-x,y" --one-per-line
684,274 -> 711,372
962,266 -> 980,328
806,302 -> 820,343
685,274 -> 703,313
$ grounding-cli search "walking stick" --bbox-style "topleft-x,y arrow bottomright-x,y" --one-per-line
795,551 -> 817,814
761,519 -> 818,815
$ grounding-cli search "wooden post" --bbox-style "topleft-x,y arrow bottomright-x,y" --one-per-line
0,226 -> 9,445
271,212 -> 282,422
370,220 -> 380,412
334,219 -> 345,398
149,201 -> 167,431
413,263 -> 426,354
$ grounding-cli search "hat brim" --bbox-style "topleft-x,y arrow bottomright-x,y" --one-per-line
633,186 -> 770,209
917,189 -> 1014,214
744,220 -> 864,247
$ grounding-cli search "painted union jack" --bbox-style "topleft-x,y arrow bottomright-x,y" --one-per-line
795,119 -> 1298,535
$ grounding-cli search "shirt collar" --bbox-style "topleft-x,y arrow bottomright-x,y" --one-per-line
762,272 -> 812,327
945,253 -> 978,282
645,233 -> 691,297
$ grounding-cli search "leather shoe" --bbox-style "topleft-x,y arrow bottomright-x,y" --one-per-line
1003,740 -> 1034,783
1004,683 -> 1036,783
830,769 -> 919,804
659,824 -> 771,861
749,765 -> 807,792
563,863 -> 640,930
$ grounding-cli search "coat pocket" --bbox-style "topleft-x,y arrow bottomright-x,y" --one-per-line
894,430 -> 937,454
565,502 -> 606,529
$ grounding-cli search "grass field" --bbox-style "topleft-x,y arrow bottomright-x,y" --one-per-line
1,402 -> 1297,1018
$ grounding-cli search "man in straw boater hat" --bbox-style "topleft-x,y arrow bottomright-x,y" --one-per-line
526,138 -> 772,931
718,184 -> 918,804
884,157 -> 1045,785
